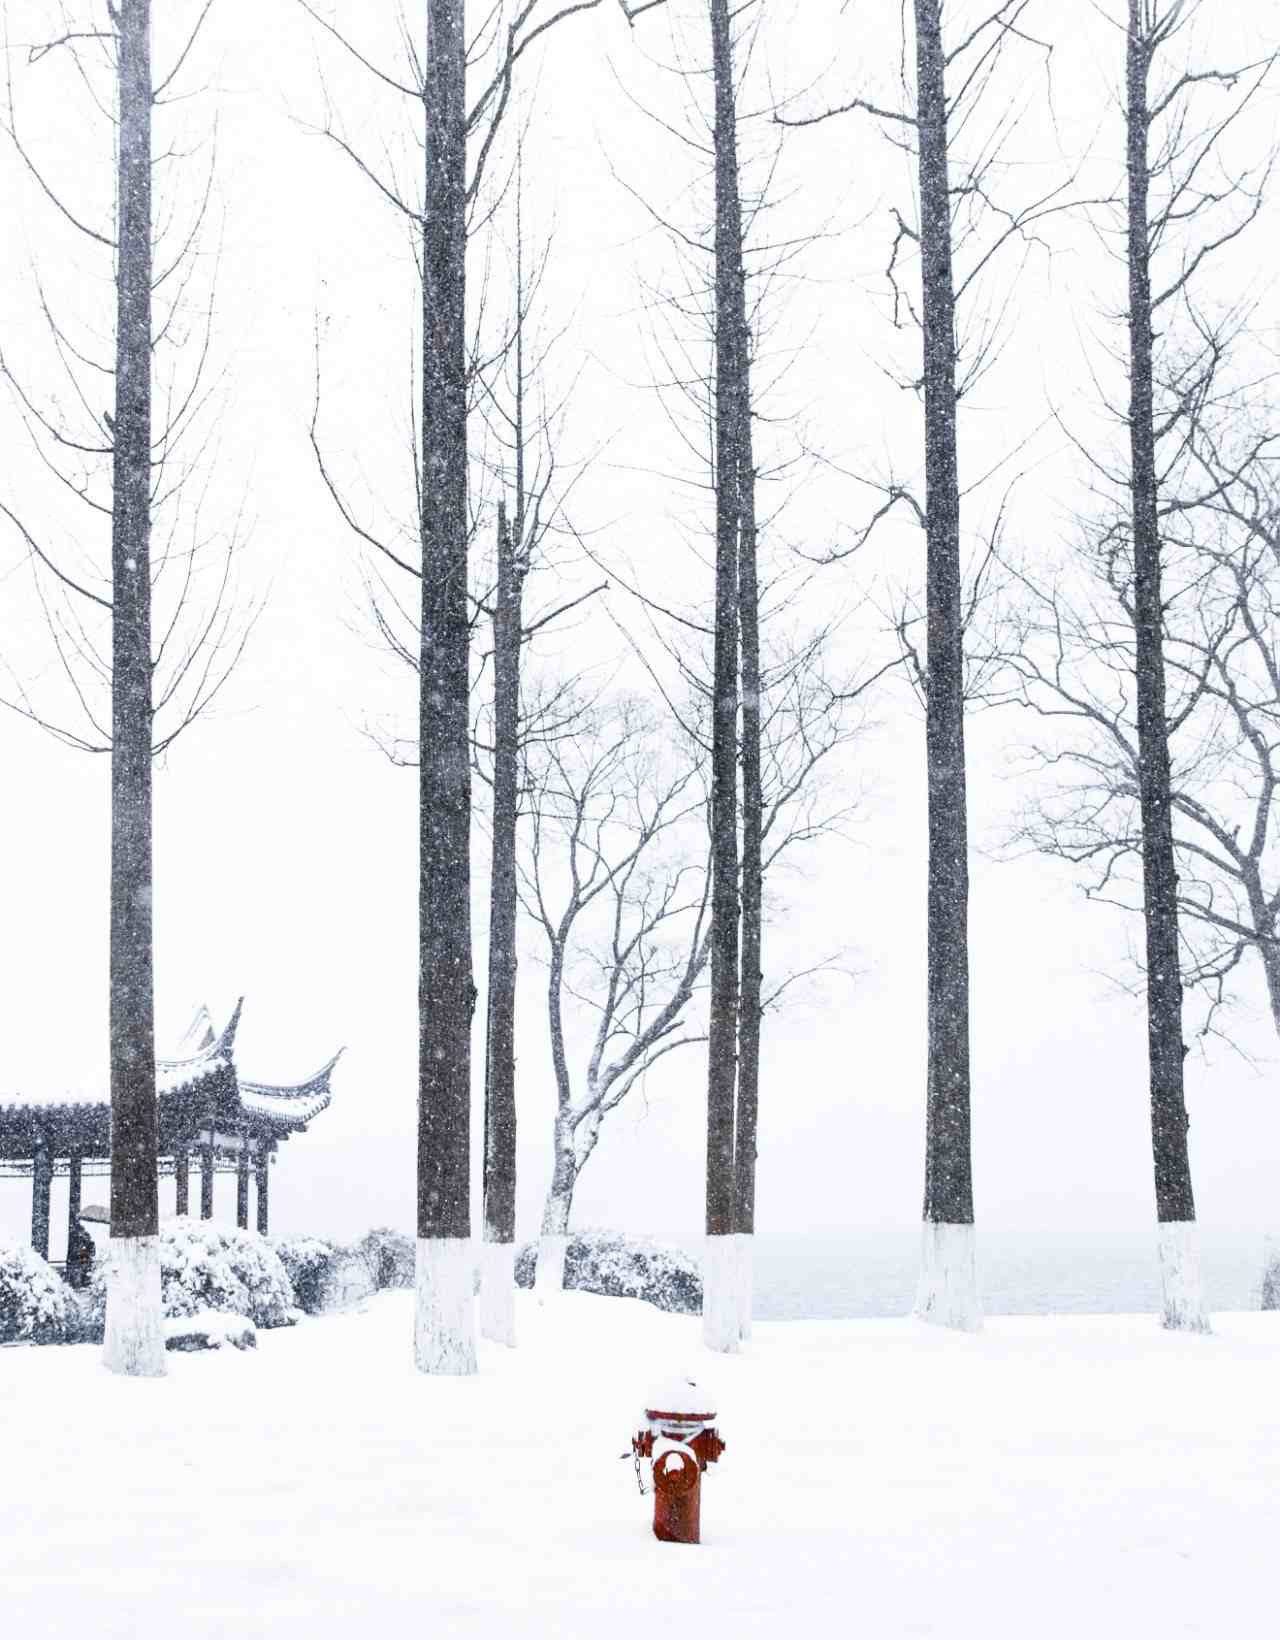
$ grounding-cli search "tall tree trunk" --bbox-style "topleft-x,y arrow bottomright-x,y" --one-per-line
733,382 -> 761,1345
481,502 -> 522,1345
1125,1 -> 1206,1332
416,0 -> 476,1374
104,0 -> 163,1379
727,18 -> 762,1350
912,0 -> 979,1331
704,0 -> 744,1353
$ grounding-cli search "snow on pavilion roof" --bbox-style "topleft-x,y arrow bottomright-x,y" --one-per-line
0,1000 -> 342,1160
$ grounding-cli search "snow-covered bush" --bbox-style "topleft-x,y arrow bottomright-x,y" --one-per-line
356,1227 -> 415,1291
165,1310 -> 257,1352
515,1229 -> 701,1314
0,1243 -> 71,1345
1261,1239 -> 1280,1310
82,1220 -> 296,1336
162,1221 -> 295,1327
273,1234 -> 340,1314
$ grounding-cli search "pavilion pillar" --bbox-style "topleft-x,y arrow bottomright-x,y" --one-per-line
236,1133 -> 250,1230
31,1133 -> 52,1261
67,1155 -> 83,1248
174,1142 -> 189,1216
255,1151 -> 270,1236
200,1134 -> 214,1220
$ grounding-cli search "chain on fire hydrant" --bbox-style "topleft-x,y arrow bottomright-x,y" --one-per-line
630,1377 -> 725,1545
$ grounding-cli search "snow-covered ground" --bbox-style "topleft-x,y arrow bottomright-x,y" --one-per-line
2,1293 -> 1277,1638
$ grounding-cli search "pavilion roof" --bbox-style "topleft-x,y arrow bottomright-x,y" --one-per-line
0,1000 -> 341,1161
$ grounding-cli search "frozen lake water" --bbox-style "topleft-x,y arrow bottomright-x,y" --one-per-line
668,1229 -> 1276,1319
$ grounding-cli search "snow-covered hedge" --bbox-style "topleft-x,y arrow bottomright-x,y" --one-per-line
273,1234 -> 341,1314
515,1230 -> 702,1314
78,1220 -> 296,1339
273,1227 -> 414,1314
0,1243 -> 71,1345
158,1221 -> 294,1328
1261,1239 -> 1280,1310
355,1227 -> 415,1291
165,1310 -> 257,1352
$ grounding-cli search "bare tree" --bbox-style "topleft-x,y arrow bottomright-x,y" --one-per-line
301,0 -> 668,1372
355,164 -> 605,1346
703,0 -> 747,1350
107,0 -> 161,1378
776,0 -> 1088,1331
600,0 -> 854,1347
1115,0 -> 1259,1333
0,1 -> 247,1376
524,632 -> 868,1291
998,1 -> 1273,1331
520,696 -> 711,1290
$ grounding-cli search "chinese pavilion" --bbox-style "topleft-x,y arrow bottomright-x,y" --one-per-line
0,1001 -> 340,1260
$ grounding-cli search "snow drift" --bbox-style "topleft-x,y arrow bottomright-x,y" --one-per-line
164,1310 -> 257,1352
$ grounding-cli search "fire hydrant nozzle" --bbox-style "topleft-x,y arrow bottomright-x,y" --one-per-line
631,1378 -> 724,1545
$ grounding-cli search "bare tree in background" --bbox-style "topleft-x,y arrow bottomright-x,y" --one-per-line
525,646 -> 866,1285
1001,439 -> 1279,1039
521,697 -> 710,1291
526,637 -> 868,1291
0,0 -> 247,1376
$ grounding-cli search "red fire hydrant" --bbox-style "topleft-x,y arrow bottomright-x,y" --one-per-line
631,1378 -> 725,1545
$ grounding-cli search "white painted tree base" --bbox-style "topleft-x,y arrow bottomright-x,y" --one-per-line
414,1237 -> 477,1374
913,1221 -> 982,1333
1157,1220 -> 1210,1333
702,1234 -> 741,1353
535,1232 -> 568,1299
103,1236 -> 166,1378
478,1238 -> 516,1347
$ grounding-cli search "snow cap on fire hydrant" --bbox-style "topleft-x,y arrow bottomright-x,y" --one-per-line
644,1374 -> 716,1422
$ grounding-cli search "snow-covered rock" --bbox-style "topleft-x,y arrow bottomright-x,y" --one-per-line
0,1243 -> 71,1345
164,1310 -> 257,1352
515,1229 -> 701,1314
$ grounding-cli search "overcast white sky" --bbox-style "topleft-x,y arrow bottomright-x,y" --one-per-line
2,0 -> 1280,1253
